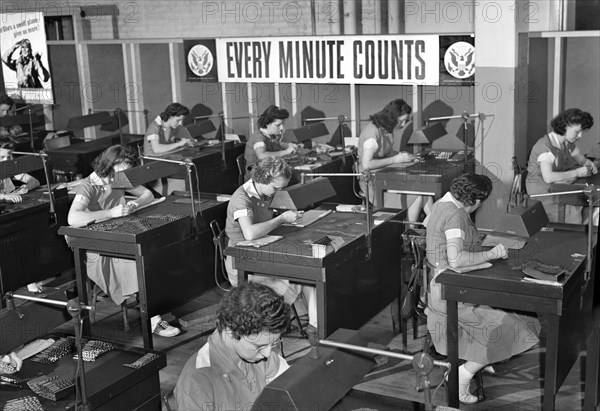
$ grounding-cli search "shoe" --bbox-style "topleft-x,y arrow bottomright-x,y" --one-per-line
27,282 -> 42,293
482,364 -> 496,375
153,320 -> 181,337
445,367 -> 480,404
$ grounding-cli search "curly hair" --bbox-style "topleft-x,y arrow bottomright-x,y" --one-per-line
92,144 -> 138,178
159,102 -> 190,122
216,282 -> 290,340
370,99 -> 412,133
450,173 -> 493,207
550,108 -> 594,135
251,157 -> 292,184
258,105 -> 289,129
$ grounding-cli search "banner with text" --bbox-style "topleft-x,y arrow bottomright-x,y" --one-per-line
216,35 -> 441,85
1,12 -> 54,104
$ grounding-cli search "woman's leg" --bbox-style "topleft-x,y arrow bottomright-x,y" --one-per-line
458,361 -> 487,404
302,286 -> 317,328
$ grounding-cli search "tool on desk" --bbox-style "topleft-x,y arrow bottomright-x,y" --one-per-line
193,112 -> 227,170
3,292 -> 95,411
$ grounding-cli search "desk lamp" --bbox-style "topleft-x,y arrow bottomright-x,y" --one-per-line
194,113 -> 226,170
66,111 -> 113,141
9,150 -> 56,224
426,112 -> 490,173
526,186 -> 599,281
92,108 -> 130,145
302,115 -> 351,166
5,105 -> 44,152
407,121 -> 447,146
4,292 -> 94,411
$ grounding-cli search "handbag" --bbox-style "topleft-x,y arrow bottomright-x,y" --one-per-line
400,238 -> 425,320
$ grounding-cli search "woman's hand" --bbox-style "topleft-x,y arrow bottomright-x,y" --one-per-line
0,193 -> 22,203
393,152 -> 416,163
575,165 -> 592,178
488,244 -> 508,260
584,159 -> 598,175
110,203 -> 135,218
280,210 -> 299,223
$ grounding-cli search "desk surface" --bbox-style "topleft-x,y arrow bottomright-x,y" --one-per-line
0,333 -> 166,410
437,227 -> 592,303
225,210 -> 390,267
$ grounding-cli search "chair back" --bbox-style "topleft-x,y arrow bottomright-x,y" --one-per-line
235,153 -> 246,185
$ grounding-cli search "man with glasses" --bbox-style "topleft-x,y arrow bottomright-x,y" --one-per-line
175,282 -> 290,410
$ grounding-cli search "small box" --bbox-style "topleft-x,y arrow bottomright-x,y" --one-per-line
312,236 -> 333,258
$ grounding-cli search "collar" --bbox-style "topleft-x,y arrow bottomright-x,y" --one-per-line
154,116 -> 167,130
242,179 -> 262,200
195,330 -> 243,375
88,172 -> 108,186
259,129 -> 278,140
439,191 -> 465,209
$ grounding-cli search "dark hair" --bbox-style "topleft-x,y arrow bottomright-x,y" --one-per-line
251,157 -> 292,184
159,102 -> 190,122
450,174 -> 493,206
216,282 -> 290,340
0,94 -> 15,108
550,108 -> 594,135
258,105 -> 289,129
92,144 -> 138,178
0,138 -> 15,150
370,99 -> 412,133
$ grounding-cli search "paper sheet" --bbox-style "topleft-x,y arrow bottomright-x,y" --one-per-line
481,233 -> 527,250
236,235 -> 283,248
283,209 -> 332,228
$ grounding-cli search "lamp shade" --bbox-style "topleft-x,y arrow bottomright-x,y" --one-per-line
66,111 -> 113,130
284,123 -> 329,144
100,109 -> 129,132
269,177 -> 336,210
407,122 -> 447,144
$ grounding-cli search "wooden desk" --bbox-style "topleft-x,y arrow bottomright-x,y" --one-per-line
551,173 -> 600,222
436,225 -> 597,410
58,194 -> 227,349
373,155 -> 470,208
0,333 -> 166,410
225,208 -> 406,339
47,134 -> 143,179
0,189 -> 73,302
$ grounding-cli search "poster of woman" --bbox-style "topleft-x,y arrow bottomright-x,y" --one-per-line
0,12 -> 54,104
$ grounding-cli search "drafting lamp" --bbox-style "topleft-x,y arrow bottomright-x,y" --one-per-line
302,115 -> 351,166
118,154 -> 201,237
426,112 -> 490,173
284,122 -> 329,145
183,119 -> 216,140
95,107 -> 129,145
2,105 -> 44,152
8,150 -> 57,224
407,121 -> 447,145
66,111 -> 113,140
269,176 -> 336,211
4,292 -> 94,410
194,113 -> 226,169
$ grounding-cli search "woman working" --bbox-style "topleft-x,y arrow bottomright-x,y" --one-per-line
357,98 -> 432,222
526,108 -> 597,224
224,158 -> 317,334
243,105 -> 299,180
67,144 -> 180,337
424,174 -> 540,404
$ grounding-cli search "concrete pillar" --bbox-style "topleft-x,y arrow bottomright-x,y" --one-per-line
388,0 -> 404,34
473,1 -> 529,228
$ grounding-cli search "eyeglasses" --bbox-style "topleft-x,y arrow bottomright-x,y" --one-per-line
245,337 -> 282,353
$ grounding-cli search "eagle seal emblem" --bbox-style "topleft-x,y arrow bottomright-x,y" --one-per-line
187,45 -> 214,77
444,41 -> 475,79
